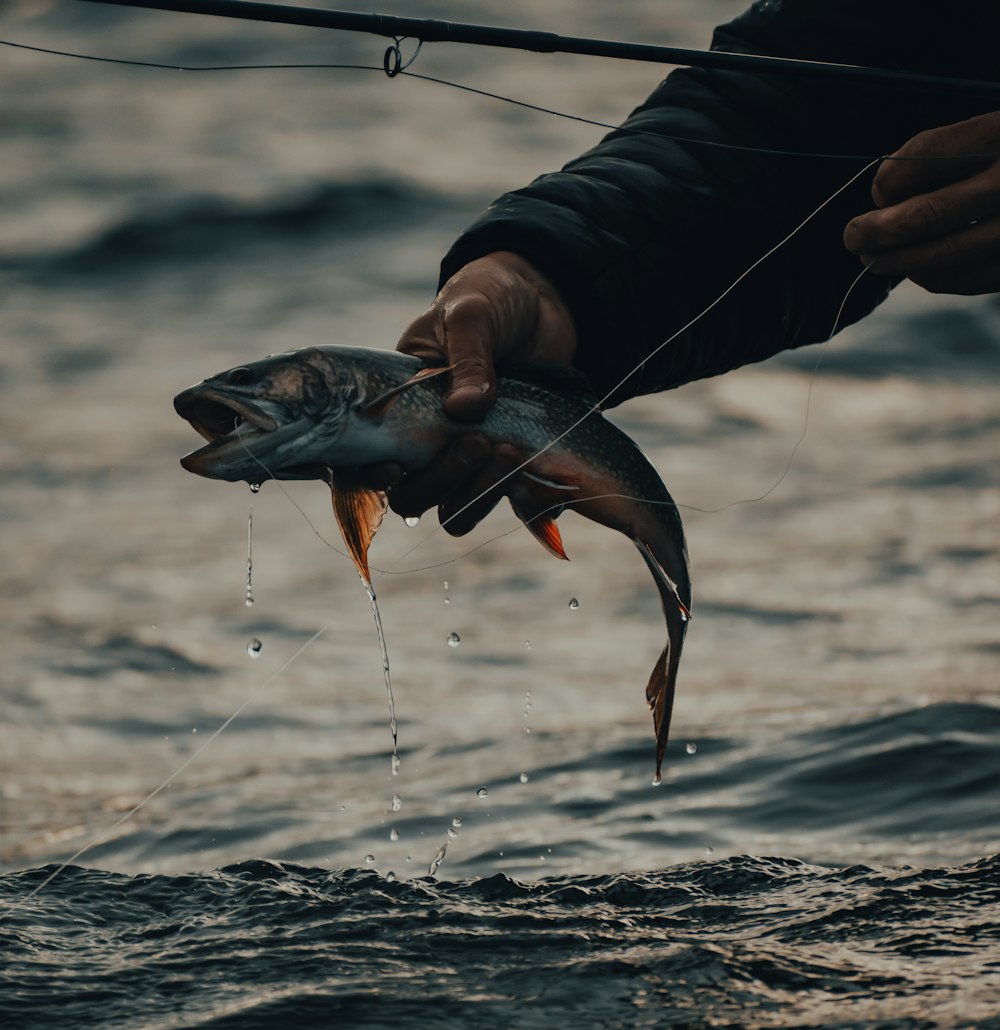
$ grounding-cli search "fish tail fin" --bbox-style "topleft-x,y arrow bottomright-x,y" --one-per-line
644,615 -> 684,783
634,536 -> 690,782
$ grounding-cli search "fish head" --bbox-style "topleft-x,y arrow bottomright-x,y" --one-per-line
174,347 -> 360,482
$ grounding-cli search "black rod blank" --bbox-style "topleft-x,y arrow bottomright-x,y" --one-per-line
85,0 -> 1000,100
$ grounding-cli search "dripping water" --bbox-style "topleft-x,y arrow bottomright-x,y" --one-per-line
364,581 -> 399,777
244,502 -> 255,607
428,841 -> 448,876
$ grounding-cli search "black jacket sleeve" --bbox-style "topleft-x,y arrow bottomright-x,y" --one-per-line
437,0 -> 999,406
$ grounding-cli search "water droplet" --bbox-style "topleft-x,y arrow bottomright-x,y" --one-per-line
391,753 -> 401,777
428,843 -> 448,876
443,580 -> 449,591
404,516 -> 420,528
245,504 -> 255,607
447,827 -> 457,839
568,597 -> 580,610
686,742 -> 697,755
705,846 -> 714,856
247,638 -> 262,659
520,772 -> 530,783
476,786 -> 488,799
249,482 -> 261,494
365,854 -> 375,864
524,727 -> 531,734
385,871 -> 396,883
339,805 -> 346,811
451,816 -> 462,829
524,640 -> 531,649
389,828 -> 399,842
447,632 -> 460,648
651,774 -> 662,787
539,855 -> 546,862
391,794 -> 402,812
191,728 -> 197,734
443,597 -> 451,605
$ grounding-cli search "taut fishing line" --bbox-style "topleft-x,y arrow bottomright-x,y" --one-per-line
6,36 -> 989,163
3,626 -> 328,918
394,157 -> 881,569
3,37 -> 997,161
0,25 -> 970,897
679,264 -> 871,515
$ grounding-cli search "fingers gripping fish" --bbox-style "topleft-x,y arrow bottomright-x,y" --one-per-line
174,345 -> 691,781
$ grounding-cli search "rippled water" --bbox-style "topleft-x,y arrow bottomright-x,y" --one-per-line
1,1 -> 998,1026
5,856 -> 1000,1029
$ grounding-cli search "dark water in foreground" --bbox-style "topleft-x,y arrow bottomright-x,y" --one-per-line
4,855 -> 999,1029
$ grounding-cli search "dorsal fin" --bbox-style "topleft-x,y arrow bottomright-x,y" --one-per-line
328,471 -> 388,587
358,365 -> 453,421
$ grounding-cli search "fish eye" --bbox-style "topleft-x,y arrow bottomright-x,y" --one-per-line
226,367 -> 257,387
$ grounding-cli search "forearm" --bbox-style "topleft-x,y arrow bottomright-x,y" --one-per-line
439,2 -> 998,404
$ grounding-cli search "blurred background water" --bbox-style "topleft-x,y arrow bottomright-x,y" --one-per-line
1,1 -> 998,1026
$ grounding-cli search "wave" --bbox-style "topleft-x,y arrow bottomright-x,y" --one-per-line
2,854 -> 997,1029
670,702 -> 1000,853
776,298 -> 1000,380
8,178 -> 465,279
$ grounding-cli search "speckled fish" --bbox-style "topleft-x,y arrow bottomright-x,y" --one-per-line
174,345 -> 691,780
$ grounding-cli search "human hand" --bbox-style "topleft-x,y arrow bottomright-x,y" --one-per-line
844,111 -> 1000,294
365,251 -> 577,534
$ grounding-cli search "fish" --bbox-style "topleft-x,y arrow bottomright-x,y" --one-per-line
174,345 -> 691,780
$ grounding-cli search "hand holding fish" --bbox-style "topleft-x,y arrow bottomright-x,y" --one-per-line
175,344 -> 691,780
365,251 -> 578,535
844,111 -> 1000,295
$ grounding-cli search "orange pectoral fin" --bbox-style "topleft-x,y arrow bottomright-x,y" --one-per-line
509,498 -> 569,560
329,471 -> 388,587
358,365 -> 454,421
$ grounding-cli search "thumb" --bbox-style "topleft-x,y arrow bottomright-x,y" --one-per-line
439,294 -> 499,422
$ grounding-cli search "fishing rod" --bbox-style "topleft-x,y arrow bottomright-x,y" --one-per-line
87,0 -> 1000,100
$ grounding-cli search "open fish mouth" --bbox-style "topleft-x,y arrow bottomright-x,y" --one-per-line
174,387 -> 279,444
174,385 -> 327,481
174,385 -> 285,477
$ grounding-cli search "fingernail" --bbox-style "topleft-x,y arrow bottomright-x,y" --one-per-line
450,384 -> 489,403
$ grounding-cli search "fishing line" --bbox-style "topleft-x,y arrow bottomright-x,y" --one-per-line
1,30 -> 961,543
215,131 -> 871,560
0,34 -> 925,575
391,157 -> 881,571
238,434 -> 353,564
1,28 -> 982,886
1,625 -> 328,919
680,264 -> 870,514
0,37 -> 382,73
373,266 -> 874,562
6,36 -> 997,163
237,416 -> 575,577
